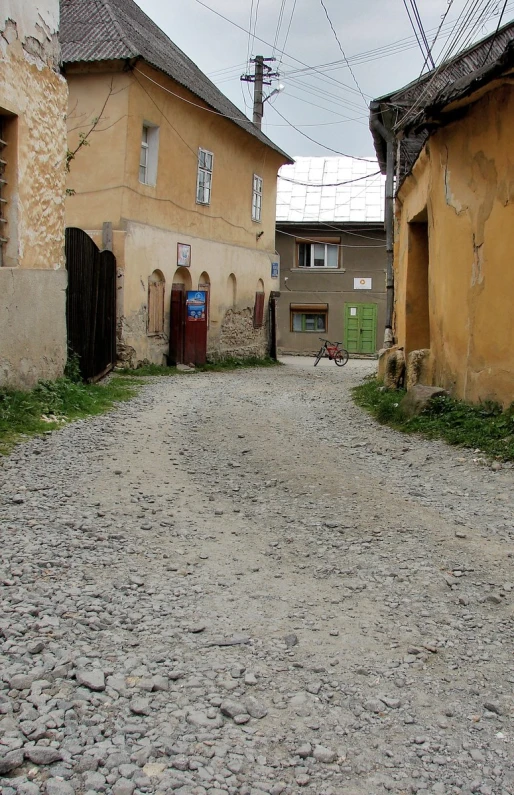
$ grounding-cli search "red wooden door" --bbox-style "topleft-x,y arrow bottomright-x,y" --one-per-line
169,285 -> 185,365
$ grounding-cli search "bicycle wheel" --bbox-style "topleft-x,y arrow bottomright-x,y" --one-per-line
334,349 -> 349,366
314,348 -> 324,366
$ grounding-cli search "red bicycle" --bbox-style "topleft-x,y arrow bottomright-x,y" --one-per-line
314,338 -> 349,367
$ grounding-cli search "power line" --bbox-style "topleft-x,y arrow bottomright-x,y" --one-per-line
275,227 -> 386,248
420,0 -> 455,74
278,170 -> 382,187
193,0 -> 369,98
272,0 -> 287,58
268,103 -> 376,161
481,0 -> 509,64
278,0 -> 298,72
318,0 -> 369,107
409,0 -> 436,67
402,0 -> 435,68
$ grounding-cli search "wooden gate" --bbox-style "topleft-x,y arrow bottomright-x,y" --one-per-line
65,227 -> 116,381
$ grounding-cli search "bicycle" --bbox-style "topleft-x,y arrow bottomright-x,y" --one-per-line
314,338 -> 349,367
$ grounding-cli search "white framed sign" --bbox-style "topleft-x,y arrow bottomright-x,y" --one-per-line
354,277 -> 372,290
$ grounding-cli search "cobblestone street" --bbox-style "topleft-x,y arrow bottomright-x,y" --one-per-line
1,358 -> 513,795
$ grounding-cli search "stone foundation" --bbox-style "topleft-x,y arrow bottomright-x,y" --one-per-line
212,307 -> 269,360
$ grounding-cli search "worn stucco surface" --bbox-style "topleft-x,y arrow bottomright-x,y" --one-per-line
395,81 -> 514,407
0,0 -> 68,388
0,8 -> 68,271
0,268 -> 67,388
64,66 -> 288,365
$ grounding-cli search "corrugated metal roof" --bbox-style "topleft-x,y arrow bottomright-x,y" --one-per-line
59,0 -> 292,162
276,156 -> 385,224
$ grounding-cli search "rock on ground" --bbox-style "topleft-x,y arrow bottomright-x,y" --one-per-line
0,357 -> 512,795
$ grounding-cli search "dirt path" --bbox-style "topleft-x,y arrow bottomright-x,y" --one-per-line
0,358 -> 512,795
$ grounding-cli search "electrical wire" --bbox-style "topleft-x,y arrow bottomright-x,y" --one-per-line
268,103 -> 375,161
318,0 -> 369,106
275,227 -> 386,248
402,0 -> 433,66
272,0 -> 287,59
277,0 -> 298,72
278,170 -> 381,187
481,0 -> 509,64
419,0 -> 455,74
193,0 -> 370,99
409,0 -> 436,67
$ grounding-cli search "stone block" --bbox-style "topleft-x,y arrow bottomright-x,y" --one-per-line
406,349 -> 431,390
399,384 -> 447,418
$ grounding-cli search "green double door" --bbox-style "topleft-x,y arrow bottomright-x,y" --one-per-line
344,303 -> 377,354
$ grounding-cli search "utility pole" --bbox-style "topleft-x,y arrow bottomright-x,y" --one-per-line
241,56 -> 279,130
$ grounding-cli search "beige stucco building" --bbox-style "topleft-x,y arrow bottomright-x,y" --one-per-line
0,0 -> 68,388
275,157 -> 386,356
60,0 -> 291,368
372,24 -> 514,407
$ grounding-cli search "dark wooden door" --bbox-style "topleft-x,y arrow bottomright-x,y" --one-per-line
65,227 -> 116,381
169,285 -> 186,365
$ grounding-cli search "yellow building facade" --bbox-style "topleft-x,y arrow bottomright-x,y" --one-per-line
0,1 -> 68,387
61,0 -> 290,367
372,26 -> 514,407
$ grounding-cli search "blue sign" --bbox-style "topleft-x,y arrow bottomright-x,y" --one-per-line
186,291 -> 206,322
271,262 -> 279,279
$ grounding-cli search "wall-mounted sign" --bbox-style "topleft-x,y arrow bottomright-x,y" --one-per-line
186,290 -> 206,321
177,243 -> 191,268
271,262 -> 279,279
354,277 -> 372,290
350,307 -> 357,316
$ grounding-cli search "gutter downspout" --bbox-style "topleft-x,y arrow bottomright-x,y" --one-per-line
370,106 -> 395,348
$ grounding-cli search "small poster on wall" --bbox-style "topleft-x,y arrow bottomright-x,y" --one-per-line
354,277 -> 372,290
186,290 -> 206,321
177,243 -> 191,267
271,262 -> 279,278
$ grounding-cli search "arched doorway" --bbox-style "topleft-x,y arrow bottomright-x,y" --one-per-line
173,267 -> 192,290
199,271 -> 211,328
227,273 -> 237,308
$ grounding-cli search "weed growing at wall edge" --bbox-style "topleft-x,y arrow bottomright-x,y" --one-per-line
353,377 -> 514,461
118,356 -> 281,377
0,377 -> 139,455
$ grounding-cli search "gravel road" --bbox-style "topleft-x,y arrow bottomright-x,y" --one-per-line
1,357 -> 513,795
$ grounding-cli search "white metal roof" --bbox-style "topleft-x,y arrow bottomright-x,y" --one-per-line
276,156 -> 385,224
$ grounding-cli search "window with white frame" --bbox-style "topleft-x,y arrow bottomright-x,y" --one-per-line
252,174 -> 263,222
196,148 -> 213,205
139,123 -> 159,185
298,241 -> 339,268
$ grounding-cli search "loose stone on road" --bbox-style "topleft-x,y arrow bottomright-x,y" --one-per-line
0,358 -> 513,795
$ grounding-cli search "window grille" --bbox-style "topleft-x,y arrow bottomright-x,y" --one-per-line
0,121 -> 8,266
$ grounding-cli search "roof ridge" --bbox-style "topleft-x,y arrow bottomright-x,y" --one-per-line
101,0 -> 138,57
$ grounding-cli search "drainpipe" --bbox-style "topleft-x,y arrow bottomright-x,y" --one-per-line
370,106 -> 395,348
384,137 -> 395,347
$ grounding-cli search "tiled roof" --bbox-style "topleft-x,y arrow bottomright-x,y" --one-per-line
59,0 -> 292,161
276,156 -> 385,224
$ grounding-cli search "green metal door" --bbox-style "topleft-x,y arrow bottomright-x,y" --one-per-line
344,303 -> 377,354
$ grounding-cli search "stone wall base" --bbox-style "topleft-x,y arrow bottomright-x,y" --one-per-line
0,268 -> 68,389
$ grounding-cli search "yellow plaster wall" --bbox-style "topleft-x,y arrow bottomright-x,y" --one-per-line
0,24 -> 68,270
121,220 -> 277,364
65,68 -> 131,229
395,82 -> 514,406
64,64 -> 288,364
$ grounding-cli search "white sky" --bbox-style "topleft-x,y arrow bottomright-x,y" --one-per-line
135,0 -> 512,159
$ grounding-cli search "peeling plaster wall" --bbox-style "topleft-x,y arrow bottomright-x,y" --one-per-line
0,0 -> 68,387
395,82 -> 514,406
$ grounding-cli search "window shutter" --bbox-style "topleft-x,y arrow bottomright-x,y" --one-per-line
148,278 -> 165,334
253,292 -> 265,328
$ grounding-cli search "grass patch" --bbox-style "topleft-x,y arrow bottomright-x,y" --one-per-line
118,356 -> 280,377
353,376 -> 514,461
0,376 -> 139,456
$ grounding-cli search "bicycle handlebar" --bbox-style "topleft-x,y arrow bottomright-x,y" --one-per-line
319,338 -> 343,345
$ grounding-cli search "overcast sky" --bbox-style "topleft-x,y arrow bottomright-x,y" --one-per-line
135,0 -> 511,159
